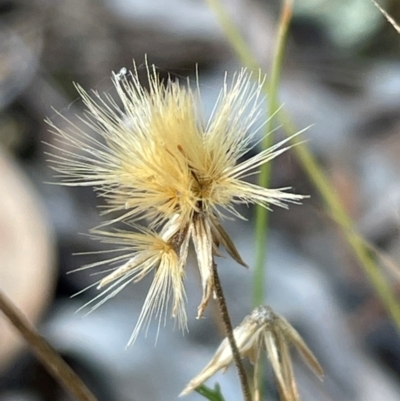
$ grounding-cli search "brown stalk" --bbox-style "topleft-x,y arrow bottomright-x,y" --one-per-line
0,290 -> 98,401
212,262 -> 252,401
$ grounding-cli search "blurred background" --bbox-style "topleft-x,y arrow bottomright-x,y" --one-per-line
1,0 -> 400,400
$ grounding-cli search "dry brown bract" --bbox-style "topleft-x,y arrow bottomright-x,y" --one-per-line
181,305 -> 323,401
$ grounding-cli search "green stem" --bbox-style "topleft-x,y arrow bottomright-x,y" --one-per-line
253,0 -> 294,308
280,114 -> 400,330
205,0 -> 259,71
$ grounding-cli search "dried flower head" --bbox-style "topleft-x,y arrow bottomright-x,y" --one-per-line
77,216 -> 190,345
48,62 -> 305,342
181,305 -> 323,401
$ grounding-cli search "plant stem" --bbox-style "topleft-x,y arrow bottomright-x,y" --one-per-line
205,0 -> 259,71
0,291 -> 98,401
253,0 -> 294,308
212,262 -> 252,401
279,113 -> 400,331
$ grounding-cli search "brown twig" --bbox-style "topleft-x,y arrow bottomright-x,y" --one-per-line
0,290 -> 98,401
212,262 -> 252,401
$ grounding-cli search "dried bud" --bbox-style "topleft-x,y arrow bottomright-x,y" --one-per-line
181,305 -> 323,401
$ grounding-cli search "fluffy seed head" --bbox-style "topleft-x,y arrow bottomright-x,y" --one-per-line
75,222 -> 189,345
47,62 -> 306,342
48,62 -> 303,228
